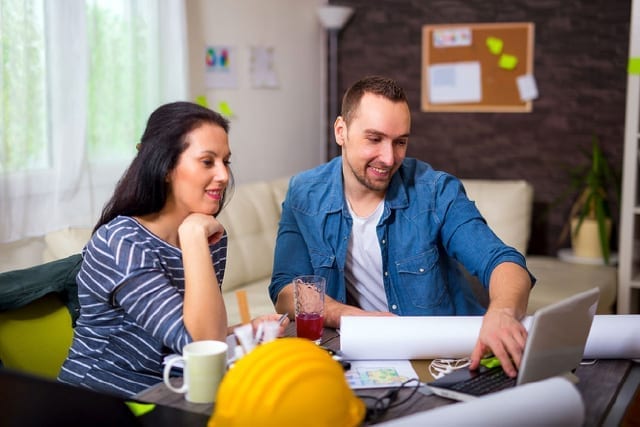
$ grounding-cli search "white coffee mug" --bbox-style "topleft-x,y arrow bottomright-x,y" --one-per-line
163,340 -> 228,403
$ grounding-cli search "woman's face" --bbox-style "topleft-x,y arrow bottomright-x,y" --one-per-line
166,122 -> 231,217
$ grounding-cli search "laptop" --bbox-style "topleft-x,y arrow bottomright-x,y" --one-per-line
428,286 -> 600,401
0,368 -> 209,427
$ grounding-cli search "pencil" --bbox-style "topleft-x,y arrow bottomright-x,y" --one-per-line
235,290 -> 251,325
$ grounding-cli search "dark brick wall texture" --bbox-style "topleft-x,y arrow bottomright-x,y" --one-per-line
327,0 -> 631,256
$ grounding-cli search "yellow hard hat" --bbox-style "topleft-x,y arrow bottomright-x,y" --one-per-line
208,337 -> 365,427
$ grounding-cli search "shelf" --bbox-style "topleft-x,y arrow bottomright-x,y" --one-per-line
618,0 -> 640,313
557,248 -> 618,266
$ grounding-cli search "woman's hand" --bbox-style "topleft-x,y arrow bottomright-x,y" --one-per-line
251,313 -> 290,338
179,213 -> 225,245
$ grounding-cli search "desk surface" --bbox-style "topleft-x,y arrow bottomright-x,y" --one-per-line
135,325 -> 640,427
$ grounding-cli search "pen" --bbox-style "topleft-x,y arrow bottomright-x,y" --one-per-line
278,312 -> 289,325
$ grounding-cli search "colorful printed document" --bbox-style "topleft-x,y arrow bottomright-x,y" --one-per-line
345,360 -> 419,389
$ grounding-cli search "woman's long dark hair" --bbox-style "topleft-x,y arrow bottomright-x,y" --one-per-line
94,102 -> 233,232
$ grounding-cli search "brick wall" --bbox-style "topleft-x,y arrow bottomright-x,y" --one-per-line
328,0 -> 630,256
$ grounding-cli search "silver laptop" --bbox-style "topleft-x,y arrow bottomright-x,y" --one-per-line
428,286 -> 600,401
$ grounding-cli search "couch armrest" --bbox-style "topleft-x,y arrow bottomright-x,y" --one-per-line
461,179 -> 533,255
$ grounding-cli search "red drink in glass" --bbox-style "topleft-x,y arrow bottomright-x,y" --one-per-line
295,312 -> 324,343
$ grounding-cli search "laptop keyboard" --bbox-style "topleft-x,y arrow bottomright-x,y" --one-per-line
448,368 -> 517,396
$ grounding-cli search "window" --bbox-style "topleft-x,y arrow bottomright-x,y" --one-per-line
85,0 -> 159,162
0,0 -> 48,173
0,0 -> 187,243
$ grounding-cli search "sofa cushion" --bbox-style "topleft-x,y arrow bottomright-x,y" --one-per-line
216,180 -> 283,292
461,179 -> 533,255
43,227 -> 92,262
0,237 -> 46,272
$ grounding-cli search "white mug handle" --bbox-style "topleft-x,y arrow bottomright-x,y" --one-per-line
163,356 -> 188,394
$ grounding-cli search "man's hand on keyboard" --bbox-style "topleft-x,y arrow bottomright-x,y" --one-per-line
469,307 -> 528,377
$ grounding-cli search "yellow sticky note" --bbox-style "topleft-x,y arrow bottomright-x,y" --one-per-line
125,401 -> 156,417
498,54 -> 518,70
195,95 -> 209,108
629,58 -> 640,75
486,37 -> 503,55
217,101 -> 234,117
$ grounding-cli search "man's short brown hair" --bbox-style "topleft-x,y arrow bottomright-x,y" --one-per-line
340,76 -> 408,126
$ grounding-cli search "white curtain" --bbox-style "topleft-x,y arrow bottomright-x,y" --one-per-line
0,0 -> 188,244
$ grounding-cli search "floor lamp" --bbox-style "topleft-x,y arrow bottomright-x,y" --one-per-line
317,5 -> 354,159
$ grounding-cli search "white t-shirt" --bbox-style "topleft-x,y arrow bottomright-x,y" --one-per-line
345,200 -> 388,311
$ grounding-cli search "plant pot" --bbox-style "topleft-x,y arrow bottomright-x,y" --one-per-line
570,217 -> 611,260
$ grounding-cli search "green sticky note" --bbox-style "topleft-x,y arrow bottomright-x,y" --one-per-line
218,101 -> 234,117
125,401 -> 156,417
486,37 -> 503,55
629,58 -> 640,75
195,95 -> 209,108
498,54 -> 518,70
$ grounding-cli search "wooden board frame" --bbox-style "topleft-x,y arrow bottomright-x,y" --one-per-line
421,22 -> 534,113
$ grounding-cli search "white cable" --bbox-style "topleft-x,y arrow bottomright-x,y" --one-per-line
429,357 -> 471,379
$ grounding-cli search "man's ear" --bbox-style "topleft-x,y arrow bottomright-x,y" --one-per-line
334,116 -> 346,146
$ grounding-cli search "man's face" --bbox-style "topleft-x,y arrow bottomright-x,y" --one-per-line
335,93 -> 410,194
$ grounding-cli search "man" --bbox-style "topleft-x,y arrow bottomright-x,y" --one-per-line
269,76 -> 534,376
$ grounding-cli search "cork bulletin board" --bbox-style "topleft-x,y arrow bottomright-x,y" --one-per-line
421,22 -> 535,112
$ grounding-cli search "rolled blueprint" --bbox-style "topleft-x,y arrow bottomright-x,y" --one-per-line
583,315 -> 640,359
340,315 -> 640,360
376,377 -> 585,427
340,316 -> 481,359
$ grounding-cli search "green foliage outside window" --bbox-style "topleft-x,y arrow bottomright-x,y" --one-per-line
0,0 -> 48,173
1,0 -> 158,173
85,0 -> 156,162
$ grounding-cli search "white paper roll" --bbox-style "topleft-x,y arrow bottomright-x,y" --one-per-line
583,315 -> 640,359
340,315 -> 640,360
376,377 -> 585,427
340,316 -> 481,359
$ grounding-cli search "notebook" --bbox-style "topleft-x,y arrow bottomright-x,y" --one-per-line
428,286 -> 600,401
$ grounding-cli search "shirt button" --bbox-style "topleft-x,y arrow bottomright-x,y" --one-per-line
419,268 -> 425,273
391,304 -> 398,310
381,239 -> 386,244
384,271 -> 388,277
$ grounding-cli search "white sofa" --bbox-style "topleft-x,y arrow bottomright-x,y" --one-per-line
0,177 -> 617,325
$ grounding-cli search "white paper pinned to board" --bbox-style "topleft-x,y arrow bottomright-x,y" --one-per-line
428,61 -> 482,104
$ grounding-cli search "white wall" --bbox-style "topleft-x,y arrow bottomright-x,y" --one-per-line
186,0 -> 327,185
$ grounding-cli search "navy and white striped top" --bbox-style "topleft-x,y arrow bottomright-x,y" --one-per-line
57,216 -> 227,398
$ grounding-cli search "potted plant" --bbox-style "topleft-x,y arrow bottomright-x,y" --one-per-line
557,135 -> 620,264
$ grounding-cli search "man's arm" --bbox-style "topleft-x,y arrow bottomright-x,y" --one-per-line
469,262 -> 532,377
274,284 -> 393,328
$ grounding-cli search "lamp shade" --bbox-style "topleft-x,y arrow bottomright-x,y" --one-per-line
317,5 -> 354,30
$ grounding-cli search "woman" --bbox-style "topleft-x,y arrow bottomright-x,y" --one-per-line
58,102 -> 286,397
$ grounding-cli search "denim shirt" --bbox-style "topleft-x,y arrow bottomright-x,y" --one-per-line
269,157 -> 532,316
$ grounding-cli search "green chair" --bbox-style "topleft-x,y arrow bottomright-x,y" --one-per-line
0,254 -> 81,379
0,292 -> 73,379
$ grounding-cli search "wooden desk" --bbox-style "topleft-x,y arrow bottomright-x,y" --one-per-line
135,325 -> 640,426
